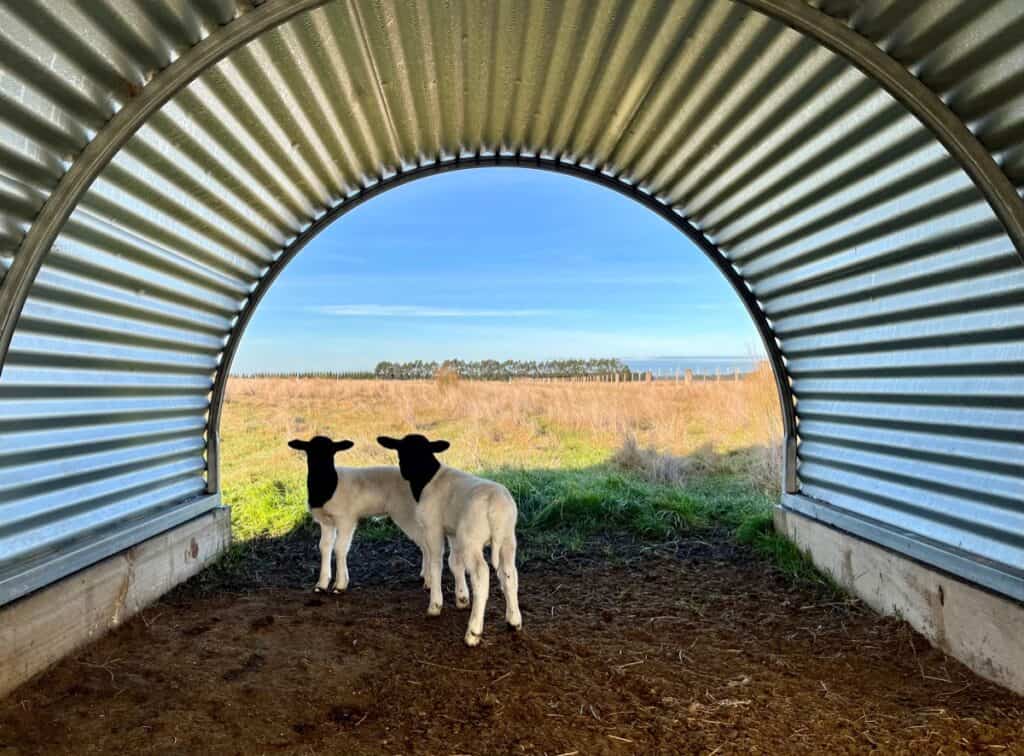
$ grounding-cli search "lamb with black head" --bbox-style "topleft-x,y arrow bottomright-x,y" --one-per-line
288,436 -> 436,594
378,434 -> 522,646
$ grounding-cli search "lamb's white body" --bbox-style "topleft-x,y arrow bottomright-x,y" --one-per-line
311,466 -> 428,592
417,465 -> 522,645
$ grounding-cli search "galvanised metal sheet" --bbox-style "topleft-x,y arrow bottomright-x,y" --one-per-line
0,0 -> 1022,605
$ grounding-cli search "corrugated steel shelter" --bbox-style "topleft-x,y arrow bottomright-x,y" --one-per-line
1,0 -> 1022,611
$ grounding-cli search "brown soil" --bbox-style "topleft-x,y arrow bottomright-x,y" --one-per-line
1,534 -> 1022,755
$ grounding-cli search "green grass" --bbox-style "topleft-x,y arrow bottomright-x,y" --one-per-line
734,510 -> 835,587
497,466 -> 833,588
229,476 -> 307,541
498,467 -> 712,542
222,461 -> 833,589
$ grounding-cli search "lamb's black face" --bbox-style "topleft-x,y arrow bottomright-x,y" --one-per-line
288,436 -> 354,508
377,434 -> 450,501
288,435 -> 353,461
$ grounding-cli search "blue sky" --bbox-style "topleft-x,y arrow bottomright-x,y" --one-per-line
233,168 -> 763,372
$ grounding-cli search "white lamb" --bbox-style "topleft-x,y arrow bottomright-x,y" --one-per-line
288,435 -> 467,601
378,434 -> 522,646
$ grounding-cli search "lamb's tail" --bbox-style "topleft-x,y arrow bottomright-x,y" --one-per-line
488,490 -> 517,572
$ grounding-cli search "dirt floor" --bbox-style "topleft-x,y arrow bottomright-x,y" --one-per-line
1,533 -> 1022,755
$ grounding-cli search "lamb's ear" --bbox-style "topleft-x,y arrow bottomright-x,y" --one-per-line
429,440 -> 451,453
288,439 -> 308,450
333,439 -> 355,452
377,436 -> 401,449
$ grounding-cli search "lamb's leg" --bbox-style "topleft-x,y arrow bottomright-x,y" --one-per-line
425,531 -> 445,616
502,546 -> 522,631
315,520 -> 338,592
420,544 -> 431,590
464,549 -> 489,647
331,517 -> 356,592
448,536 -> 470,609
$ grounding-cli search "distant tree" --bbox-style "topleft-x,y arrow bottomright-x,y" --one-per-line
370,357 -> 627,380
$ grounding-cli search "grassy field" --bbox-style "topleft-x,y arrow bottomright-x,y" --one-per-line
218,365 -> 821,582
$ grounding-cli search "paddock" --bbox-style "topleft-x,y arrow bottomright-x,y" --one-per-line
1,0 -> 1024,749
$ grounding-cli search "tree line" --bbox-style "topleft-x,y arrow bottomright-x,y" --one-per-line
234,370 -> 377,379
374,358 -> 628,380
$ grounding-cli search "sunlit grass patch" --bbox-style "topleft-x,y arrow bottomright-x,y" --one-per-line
228,476 -> 306,541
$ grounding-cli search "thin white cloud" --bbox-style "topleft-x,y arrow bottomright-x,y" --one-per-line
313,304 -> 558,318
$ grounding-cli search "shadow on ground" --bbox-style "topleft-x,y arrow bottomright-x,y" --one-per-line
213,447 -> 790,596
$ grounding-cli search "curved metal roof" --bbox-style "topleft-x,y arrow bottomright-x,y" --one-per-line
0,0 -> 1022,605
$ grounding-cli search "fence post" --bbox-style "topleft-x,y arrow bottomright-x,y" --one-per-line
684,368 -> 693,384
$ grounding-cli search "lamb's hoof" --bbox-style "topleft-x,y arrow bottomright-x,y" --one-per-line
507,621 -> 523,633
313,585 -> 327,594
464,630 -> 482,647
455,595 -> 470,610
427,603 -> 442,617
331,585 -> 346,594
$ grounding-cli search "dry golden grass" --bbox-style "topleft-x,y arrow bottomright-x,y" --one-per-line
220,363 -> 782,492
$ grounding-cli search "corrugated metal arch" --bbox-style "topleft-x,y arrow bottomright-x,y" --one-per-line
1,0 -> 1022,606
0,0 -> 330,362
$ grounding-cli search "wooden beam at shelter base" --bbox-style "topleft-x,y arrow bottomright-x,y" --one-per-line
0,509 -> 230,699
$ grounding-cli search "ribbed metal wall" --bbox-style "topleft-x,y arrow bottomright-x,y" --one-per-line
0,0 -> 1021,606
